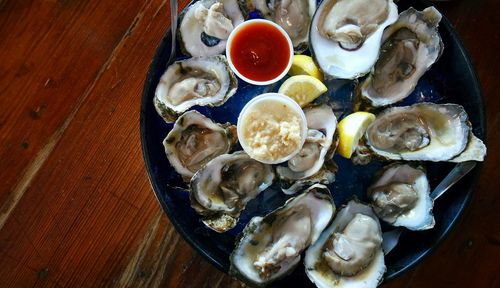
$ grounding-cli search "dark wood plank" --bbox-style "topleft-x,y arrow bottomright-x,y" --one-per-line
0,0 -> 498,287
0,0 -> 152,226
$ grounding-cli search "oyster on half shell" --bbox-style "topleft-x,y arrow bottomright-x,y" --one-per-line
368,164 -> 434,230
310,0 -> 398,79
190,151 -> 274,232
179,0 -> 244,56
364,103 -> 486,162
163,110 -> 237,180
230,184 -> 335,286
359,7 -> 444,107
154,55 -> 237,122
305,200 -> 385,288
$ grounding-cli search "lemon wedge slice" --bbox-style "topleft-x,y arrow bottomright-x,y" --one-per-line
278,75 -> 328,107
338,112 -> 376,159
289,55 -> 324,81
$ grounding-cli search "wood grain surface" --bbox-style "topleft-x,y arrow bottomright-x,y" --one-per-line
0,0 -> 498,287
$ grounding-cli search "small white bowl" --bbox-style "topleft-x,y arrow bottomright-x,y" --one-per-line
237,93 -> 308,164
226,19 -> 294,86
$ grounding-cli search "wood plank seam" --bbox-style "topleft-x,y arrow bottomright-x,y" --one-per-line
0,0 -> 155,232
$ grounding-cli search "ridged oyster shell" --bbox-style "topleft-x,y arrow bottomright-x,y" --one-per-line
305,200 -> 385,288
310,0 -> 398,79
154,55 -> 237,122
230,184 -> 335,286
359,7 -> 444,107
189,151 -> 274,232
163,110 -> 237,180
364,103 -> 485,162
178,0 -> 244,56
368,163 -> 434,230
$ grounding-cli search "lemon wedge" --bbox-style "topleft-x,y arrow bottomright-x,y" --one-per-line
338,112 -> 376,159
278,75 -> 328,107
289,55 -> 324,81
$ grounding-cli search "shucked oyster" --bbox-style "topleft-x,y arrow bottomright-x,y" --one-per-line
163,110 -> 237,180
359,7 -> 444,107
241,0 -> 316,52
364,103 -> 486,162
277,104 -> 338,194
154,55 -> 237,122
368,164 -> 434,230
230,184 -> 335,286
190,151 -> 274,232
305,200 -> 385,288
310,0 -> 398,79
179,0 -> 244,56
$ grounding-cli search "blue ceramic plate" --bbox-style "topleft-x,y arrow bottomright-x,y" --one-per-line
140,0 -> 485,285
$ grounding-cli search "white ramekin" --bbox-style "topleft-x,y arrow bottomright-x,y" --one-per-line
226,19 -> 294,86
237,93 -> 308,164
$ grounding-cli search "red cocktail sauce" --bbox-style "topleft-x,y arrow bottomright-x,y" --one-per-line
230,22 -> 291,82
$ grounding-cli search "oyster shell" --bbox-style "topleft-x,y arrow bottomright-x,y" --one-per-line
154,55 -> 237,122
241,0 -> 316,52
368,164 -> 434,230
364,103 -> 486,162
277,104 -> 338,194
190,151 -> 274,232
359,7 -> 443,107
305,200 -> 385,288
179,0 -> 244,56
310,0 -> 398,79
230,184 -> 335,286
163,110 -> 237,180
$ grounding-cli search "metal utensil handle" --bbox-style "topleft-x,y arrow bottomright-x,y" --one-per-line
430,161 -> 477,200
168,0 -> 178,65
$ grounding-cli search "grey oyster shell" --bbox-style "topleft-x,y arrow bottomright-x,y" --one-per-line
189,151 -> 274,232
154,55 -> 237,122
359,7 -> 444,107
230,184 -> 335,286
163,110 -> 237,181
178,0 -> 244,56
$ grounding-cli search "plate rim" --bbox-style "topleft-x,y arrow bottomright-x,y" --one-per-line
139,0 -> 486,283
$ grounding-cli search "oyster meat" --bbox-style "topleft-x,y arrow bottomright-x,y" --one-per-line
305,200 -> 385,288
359,7 -> 443,107
364,103 -> 486,162
368,164 -> 434,230
241,0 -> 316,52
277,104 -> 338,194
179,0 -> 244,56
310,0 -> 398,79
190,151 -> 274,232
163,110 -> 237,180
154,55 -> 237,122
230,184 -> 335,286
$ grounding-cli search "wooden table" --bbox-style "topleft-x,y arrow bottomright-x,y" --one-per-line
1,0 -> 498,287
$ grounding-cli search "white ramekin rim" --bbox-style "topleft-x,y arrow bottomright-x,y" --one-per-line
237,93 -> 308,164
226,19 -> 294,86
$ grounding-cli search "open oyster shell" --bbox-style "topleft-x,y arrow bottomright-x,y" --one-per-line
240,0 -> 316,52
277,104 -> 338,194
190,151 -> 274,233
163,110 -> 237,181
364,103 -> 486,162
359,7 -> 443,107
310,0 -> 398,79
230,184 -> 335,286
305,200 -> 385,288
179,0 -> 244,56
368,163 -> 434,230
154,55 -> 237,122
